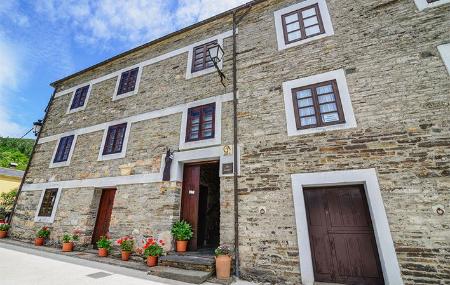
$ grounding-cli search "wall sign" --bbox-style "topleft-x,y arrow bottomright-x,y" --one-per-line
222,163 -> 234,175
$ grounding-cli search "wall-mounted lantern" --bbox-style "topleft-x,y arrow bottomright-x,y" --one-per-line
207,44 -> 226,87
33,120 -> 43,137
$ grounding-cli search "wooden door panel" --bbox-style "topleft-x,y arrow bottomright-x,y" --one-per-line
181,165 -> 200,251
92,189 -> 116,246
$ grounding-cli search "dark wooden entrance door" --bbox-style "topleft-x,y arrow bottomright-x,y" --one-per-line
181,165 -> 201,251
92,189 -> 116,246
304,185 -> 384,285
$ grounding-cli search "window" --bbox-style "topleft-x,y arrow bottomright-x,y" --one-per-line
438,43 -> 450,76
191,41 -> 217,73
70,85 -> 89,110
282,69 -> 357,136
292,80 -> 344,129
37,189 -> 58,217
186,103 -> 215,142
53,135 -> 74,163
117,67 -> 139,95
282,4 -> 325,44
102,123 -> 127,155
274,0 -> 334,50
414,0 -> 450,10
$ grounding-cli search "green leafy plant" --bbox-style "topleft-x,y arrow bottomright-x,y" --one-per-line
215,244 -> 232,256
0,207 -> 6,220
143,237 -> 165,257
171,220 -> 193,241
0,137 -> 34,170
0,223 -> 11,231
96,236 -> 112,250
62,232 -> 80,243
36,226 -> 50,238
116,236 -> 134,252
0,189 -> 17,211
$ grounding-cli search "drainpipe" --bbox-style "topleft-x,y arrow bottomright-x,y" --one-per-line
9,88 -> 57,226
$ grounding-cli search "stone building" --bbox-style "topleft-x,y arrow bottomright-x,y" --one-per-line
9,0 -> 450,284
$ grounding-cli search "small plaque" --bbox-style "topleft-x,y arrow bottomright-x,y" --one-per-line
223,145 -> 232,156
222,163 -> 234,175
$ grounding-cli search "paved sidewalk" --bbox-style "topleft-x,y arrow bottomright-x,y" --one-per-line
0,240 -> 256,285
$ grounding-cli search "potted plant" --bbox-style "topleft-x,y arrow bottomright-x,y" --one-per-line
35,226 -> 50,246
215,244 -> 232,280
0,223 -> 10,238
116,236 -> 134,261
143,237 -> 165,267
61,231 -> 79,252
171,220 -> 193,252
96,236 -> 112,257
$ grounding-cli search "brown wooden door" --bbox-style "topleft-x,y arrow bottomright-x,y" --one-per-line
92,189 -> 116,246
304,186 -> 384,285
181,165 -> 200,251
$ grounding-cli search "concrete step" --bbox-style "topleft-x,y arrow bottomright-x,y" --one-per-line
159,254 -> 215,272
148,266 -> 213,284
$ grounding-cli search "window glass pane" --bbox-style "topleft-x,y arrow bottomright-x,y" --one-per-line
284,13 -> 299,24
286,22 -> 300,32
303,16 -> 318,27
203,122 -> 213,130
305,25 -> 321,36
38,189 -> 58,217
191,125 -> 199,132
299,107 -> 315,117
298,98 -> 313,108
296,89 -> 312,99
288,31 -> 302,42
203,130 -> 212,137
320,103 -> 337,113
316,84 -> 333,94
301,116 -> 317,126
302,8 -> 316,18
318,94 -> 336,104
321,112 -> 340,123
190,131 -> 199,139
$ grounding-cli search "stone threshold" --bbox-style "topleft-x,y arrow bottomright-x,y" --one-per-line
0,238 -> 250,285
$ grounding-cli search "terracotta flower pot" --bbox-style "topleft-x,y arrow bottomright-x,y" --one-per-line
121,251 -> 131,261
0,231 -> 7,238
35,237 -> 45,246
215,255 -> 232,280
147,256 -> 158,267
176,240 -> 188,252
98,248 -> 108,257
62,242 -> 73,252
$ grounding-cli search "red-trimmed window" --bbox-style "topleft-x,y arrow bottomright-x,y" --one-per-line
185,103 -> 215,142
53,135 -> 74,163
70,86 -> 89,110
117,68 -> 139,95
103,123 -> 127,155
38,189 -> 58,217
191,41 -> 217,73
292,80 -> 345,129
281,3 -> 325,44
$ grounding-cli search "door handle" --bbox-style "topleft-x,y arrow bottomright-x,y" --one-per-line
189,190 -> 195,195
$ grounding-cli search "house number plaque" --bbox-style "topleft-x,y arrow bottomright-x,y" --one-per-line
222,163 -> 234,175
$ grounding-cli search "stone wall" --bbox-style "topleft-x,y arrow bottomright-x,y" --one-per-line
11,0 -> 450,284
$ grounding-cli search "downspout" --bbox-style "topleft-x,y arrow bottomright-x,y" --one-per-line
9,88 -> 57,226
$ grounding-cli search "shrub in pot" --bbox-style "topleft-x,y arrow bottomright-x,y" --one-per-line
215,244 -> 232,280
96,236 -> 112,257
35,226 -> 50,246
143,237 -> 165,267
0,223 -> 10,238
61,232 -> 79,252
116,236 -> 134,261
171,220 -> 193,252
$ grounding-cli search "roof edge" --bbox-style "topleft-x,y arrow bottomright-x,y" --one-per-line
50,0 -> 267,87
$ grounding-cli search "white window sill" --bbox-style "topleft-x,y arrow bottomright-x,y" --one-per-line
414,0 -> 450,11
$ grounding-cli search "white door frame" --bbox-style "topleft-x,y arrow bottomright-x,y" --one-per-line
291,168 -> 403,285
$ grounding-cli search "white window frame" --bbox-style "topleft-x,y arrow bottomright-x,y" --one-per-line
112,66 -> 143,101
291,169 -> 404,285
66,84 -> 92,114
178,96 -> 223,150
49,133 -> 77,168
34,187 -> 62,223
438,43 -> 450,75
282,69 -> 356,136
185,38 -> 224,80
274,0 -> 334,51
414,0 -> 450,11
98,121 -> 131,161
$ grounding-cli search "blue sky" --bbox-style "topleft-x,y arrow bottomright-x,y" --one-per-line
0,0 -> 249,138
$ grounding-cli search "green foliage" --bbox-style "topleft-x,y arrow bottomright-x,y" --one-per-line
62,233 -> 79,243
171,220 -> 193,241
0,137 -> 34,170
0,189 -> 17,211
215,244 -> 232,256
36,226 -> 50,238
0,207 -> 5,220
0,223 -> 10,231
96,236 -> 112,250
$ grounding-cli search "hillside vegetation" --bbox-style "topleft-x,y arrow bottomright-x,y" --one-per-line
0,137 -> 34,170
